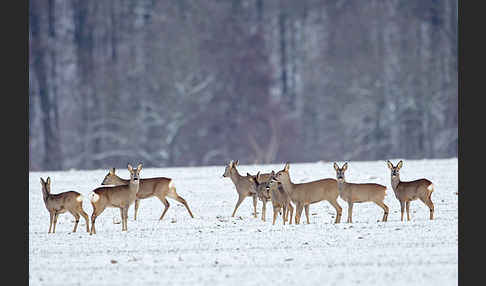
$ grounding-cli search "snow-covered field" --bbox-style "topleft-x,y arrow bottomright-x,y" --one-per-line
29,158 -> 458,286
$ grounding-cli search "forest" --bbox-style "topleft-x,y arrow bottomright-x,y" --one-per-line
29,0 -> 457,171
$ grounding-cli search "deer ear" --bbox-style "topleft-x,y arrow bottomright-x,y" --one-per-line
271,170 -> 275,176
386,160 -> 393,170
127,164 -> 133,171
342,162 -> 348,171
397,160 -> 403,170
284,162 -> 290,172
46,177 -> 51,185
333,162 -> 339,171
234,160 -> 239,166
40,177 -> 44,184
256,171 -> 261,182
137,163 -> 143,171
110,168 -> 115,175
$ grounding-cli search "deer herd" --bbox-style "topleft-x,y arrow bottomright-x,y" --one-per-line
38,160 -> 435,235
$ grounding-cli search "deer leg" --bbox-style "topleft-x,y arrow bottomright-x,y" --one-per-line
304,204 -> 310,224
134,200 -> 140,221
428,198 -> 435,220
272,206 -> 279,225
52,212 -> 59,233
69,210 -> 80,233
420,196 -> 435,220
400,201 -> 405,222
283,205 -> 288,222
347,202 -> 354,223
119,208 -> 125,231
167,190 -> 195,219
406,201 -> 411,221
261,199 -> 266,222
282,205 -> 288,225
77,206 -> 90,232
122,207 -> 129,231
295,203 -> 304,224
375,201 -> 389,222
231,194 -> 246,217
159,198 -> 170,221
329,199 -> 342,224
288,203 -> 294,225
252,194 -> 258,218
90,205 -> 106,235
48,211 -> 54,233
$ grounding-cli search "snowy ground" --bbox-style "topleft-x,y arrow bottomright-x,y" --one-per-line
29,158 -> 458,286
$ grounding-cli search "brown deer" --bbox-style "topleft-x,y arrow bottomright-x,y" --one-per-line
333,162 -> 389,223
222,160 -> 260,218
89,163 -> 142,234
387,160 -> 435,221
101,167 -> 194,221
40,177 -> 90,233
273,163 -> 342,224
246,171 -> 277,222
250,171 -> 294,225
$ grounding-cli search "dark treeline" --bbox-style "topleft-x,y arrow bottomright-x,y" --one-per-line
29,0 -> 457,171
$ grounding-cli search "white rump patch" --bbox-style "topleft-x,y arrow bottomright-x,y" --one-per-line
76,194 -> 83,202
89,192 -> 100,203
427,184 -> 434,191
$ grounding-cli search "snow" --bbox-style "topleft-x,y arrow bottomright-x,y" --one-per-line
29,158 -> 458,286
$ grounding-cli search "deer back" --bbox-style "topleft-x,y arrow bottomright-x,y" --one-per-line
46,191 -> 83,213
291,179 -> 339,204
133,177 -> 172,199
394,178 -> 433,201
338,182 -> 386,203
91,183 -> 139,208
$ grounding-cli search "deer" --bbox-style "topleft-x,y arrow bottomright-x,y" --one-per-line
89,163 -> 142,235
272,162 -> 342,224
40,177 -> 90,234
101,167 -> 194,221
222,160 -> 261,218
249,171 -> 294,225
333,162 -> 389,223
246,171 -> 279,222
387,160 -> 435,221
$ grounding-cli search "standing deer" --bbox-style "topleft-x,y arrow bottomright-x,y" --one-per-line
101,167 -> 194,221
333,162 -> 389,223
387,160 -> 435,221
273,163 -> 342,224
246,171 -> 277,222
222,160 -> 259,218
250,171 -> 294,225
40,177 -> 90,234
89,163 -> 142,235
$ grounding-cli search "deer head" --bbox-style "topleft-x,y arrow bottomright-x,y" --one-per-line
127,163 -> 143,183
333,162 -> 348,182
387,160 -> 403,178
223,160 -> 239,177
101,168 -> 119,185
273,162 -> 290,184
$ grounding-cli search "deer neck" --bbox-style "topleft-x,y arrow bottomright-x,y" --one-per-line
42,190 -> 50,206
229,168 -> 244,186
337,179 -> 348,194
278,175 -> 295,195
391,175 -> 400,190
128,179 -> 140,193
115,175 -> 129,185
